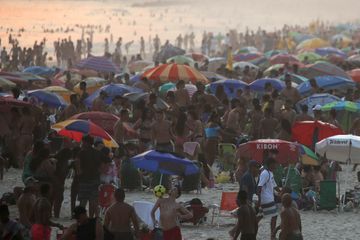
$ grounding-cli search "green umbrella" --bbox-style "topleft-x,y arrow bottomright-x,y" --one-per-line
297,52 -> 324,63
264,49 -> 288,58
264,64 -> 284,76
158,82 -> 176,95
167,55 -> 194,66
279,74 -> 308,85
300,144 -> 319,166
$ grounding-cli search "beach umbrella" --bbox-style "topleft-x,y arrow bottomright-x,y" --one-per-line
129,74 -> 142,84
130,150 -> 199,176
52,119 -> 118,148
296,38 -> 330,50
73,77 -> 107,95
263,64 -> 284,76
250,56 -> 270,69
23,66 -> 56,77
128,60 -> 153,73
77,56 -> 120,73
167,55 -> 195,66
300,144 -> 320,166
123,92 -> 169,110
0,97 -> 41,115
142,63 -> 208,84
292,121 -> 343,149
296,75 -> 355,96
43,86 -> 74,103
208,79 -> 248,99
249,78 -> 285,92
234,46 -> 258,54
28,89 -> 68,108
200,71 -> 226,82
232,61 -> 259,71
159,83 -> 197,98
300,61 -> 350,79
348,69 -> 360,82
315,47 -> 346,58
331,34 -> 352,48
264,50 -> 288,58
84,83 -> 143,107
295,93 -> 340,116
233,52 -> 262,62
237,139 -> 299,165
297,52 -> 323,63
207,57 -> 226,72
184,52 -> 209,62
70,111 -> 119,137
291,33 -> 315,43
345,54 -> 360,68
269,54 -> 299,65
0,77 -> 16,91
279,73 -> 308,85
155,44 -> 186,63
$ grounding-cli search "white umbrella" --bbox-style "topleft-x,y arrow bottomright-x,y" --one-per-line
315,134 -> 360,164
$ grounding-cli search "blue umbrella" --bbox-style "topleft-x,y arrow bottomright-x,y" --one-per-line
28,89 -> 68,108
84,83 -> 143,107
77,56 -> 120,73
130,150 -> 199,176
297,76 -> 356,96
315,47 -> 346,58
279,73 -> 308,85
295,93 -> 340,116
209,79 -> 248,99
129,74 -> 142,84
293,34 -> 315,43
23,66 -> 57,77
249,78 -> 285,92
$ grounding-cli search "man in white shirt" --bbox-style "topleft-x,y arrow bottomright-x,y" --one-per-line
257,157 -> 281,240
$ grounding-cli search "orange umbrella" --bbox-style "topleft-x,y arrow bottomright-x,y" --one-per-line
348,69 -> 360,82
142,63 -> 208,84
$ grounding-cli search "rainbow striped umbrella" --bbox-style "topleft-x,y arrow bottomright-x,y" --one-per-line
52,119 -> 118,148
142,63 -> 208,84
77,56 -> 120,73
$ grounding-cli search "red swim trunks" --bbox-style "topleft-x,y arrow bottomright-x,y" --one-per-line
163,226 -> 182,240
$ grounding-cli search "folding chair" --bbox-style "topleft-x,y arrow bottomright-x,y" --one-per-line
133,201 -> 160,230
98,184 -> 116,216
208,191 -> 238,226
217,143 -> 237,171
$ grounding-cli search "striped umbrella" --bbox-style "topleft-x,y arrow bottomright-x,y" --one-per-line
300,144 -> 320,166
142,63 -> 208,84
77,56 -> 120,73
52,119 -> 118,148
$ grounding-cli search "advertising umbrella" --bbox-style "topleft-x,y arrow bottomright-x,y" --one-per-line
237,139 -> 299,165
77,56 -> 120,73
249,78 -> 285,92
297,75 -> 355,96
130,150 -> 199,177
70,112 -> 119,137
295,93 -> 340,116
28,89 -> 68,108
142,63 -> 208,84
209,79 -> 248,99
84,83 -> 143,107
52,119 -> 118,148
292,121 -> 343,149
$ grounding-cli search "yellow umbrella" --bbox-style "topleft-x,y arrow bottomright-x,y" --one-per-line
296,38 -> 330,51
43,86 -> 74,103
73,77 -> 107,95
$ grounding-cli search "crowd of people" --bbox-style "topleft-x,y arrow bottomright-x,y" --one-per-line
2,20 -> 360,240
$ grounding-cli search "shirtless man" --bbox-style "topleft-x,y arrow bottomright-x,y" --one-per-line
92,90 -> 107,112
260,108 -> 279,139
104,188 -> 139,240
17,186 -> 36,229
279,194 -> 303,240
226,99 -> 244,135
152,110 -> 173,152
280,76 -> 301,105
151,186 -> 193,240
230,191 -> 258,240
174,80 -> 190,109
61,94 -> 78,120
114,109 -> 131,144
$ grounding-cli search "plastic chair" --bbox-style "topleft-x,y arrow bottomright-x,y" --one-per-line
209,191 -> 238,226
217,143 -> 237,171
98,184 -> 116,216
133,201 -> 160,230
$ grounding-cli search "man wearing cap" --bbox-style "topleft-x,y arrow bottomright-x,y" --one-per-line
239,160 -> 260,203
92,90 -> 107,112
62,206 -> 103,240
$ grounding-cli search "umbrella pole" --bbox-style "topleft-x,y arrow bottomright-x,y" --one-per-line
159,174 -> 163,186
342,141 -> 352,211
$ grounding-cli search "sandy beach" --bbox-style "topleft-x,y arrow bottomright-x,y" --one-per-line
1,166 -> 360,239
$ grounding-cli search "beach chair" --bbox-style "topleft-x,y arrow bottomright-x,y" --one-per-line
98,183 -> 116,216
217,143 -> 237,171
133,201 -> 160,230
319,180 -> 337,210
209,191 -> 238,226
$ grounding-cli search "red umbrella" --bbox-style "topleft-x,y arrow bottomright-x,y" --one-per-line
237,139 -> 299,165
270,54 -> 300,65
292,121 -> 344,149
70,111 -> 119,137
348,69 -> 360,82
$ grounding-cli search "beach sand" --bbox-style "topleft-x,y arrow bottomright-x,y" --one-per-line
1,166 -> 360,239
